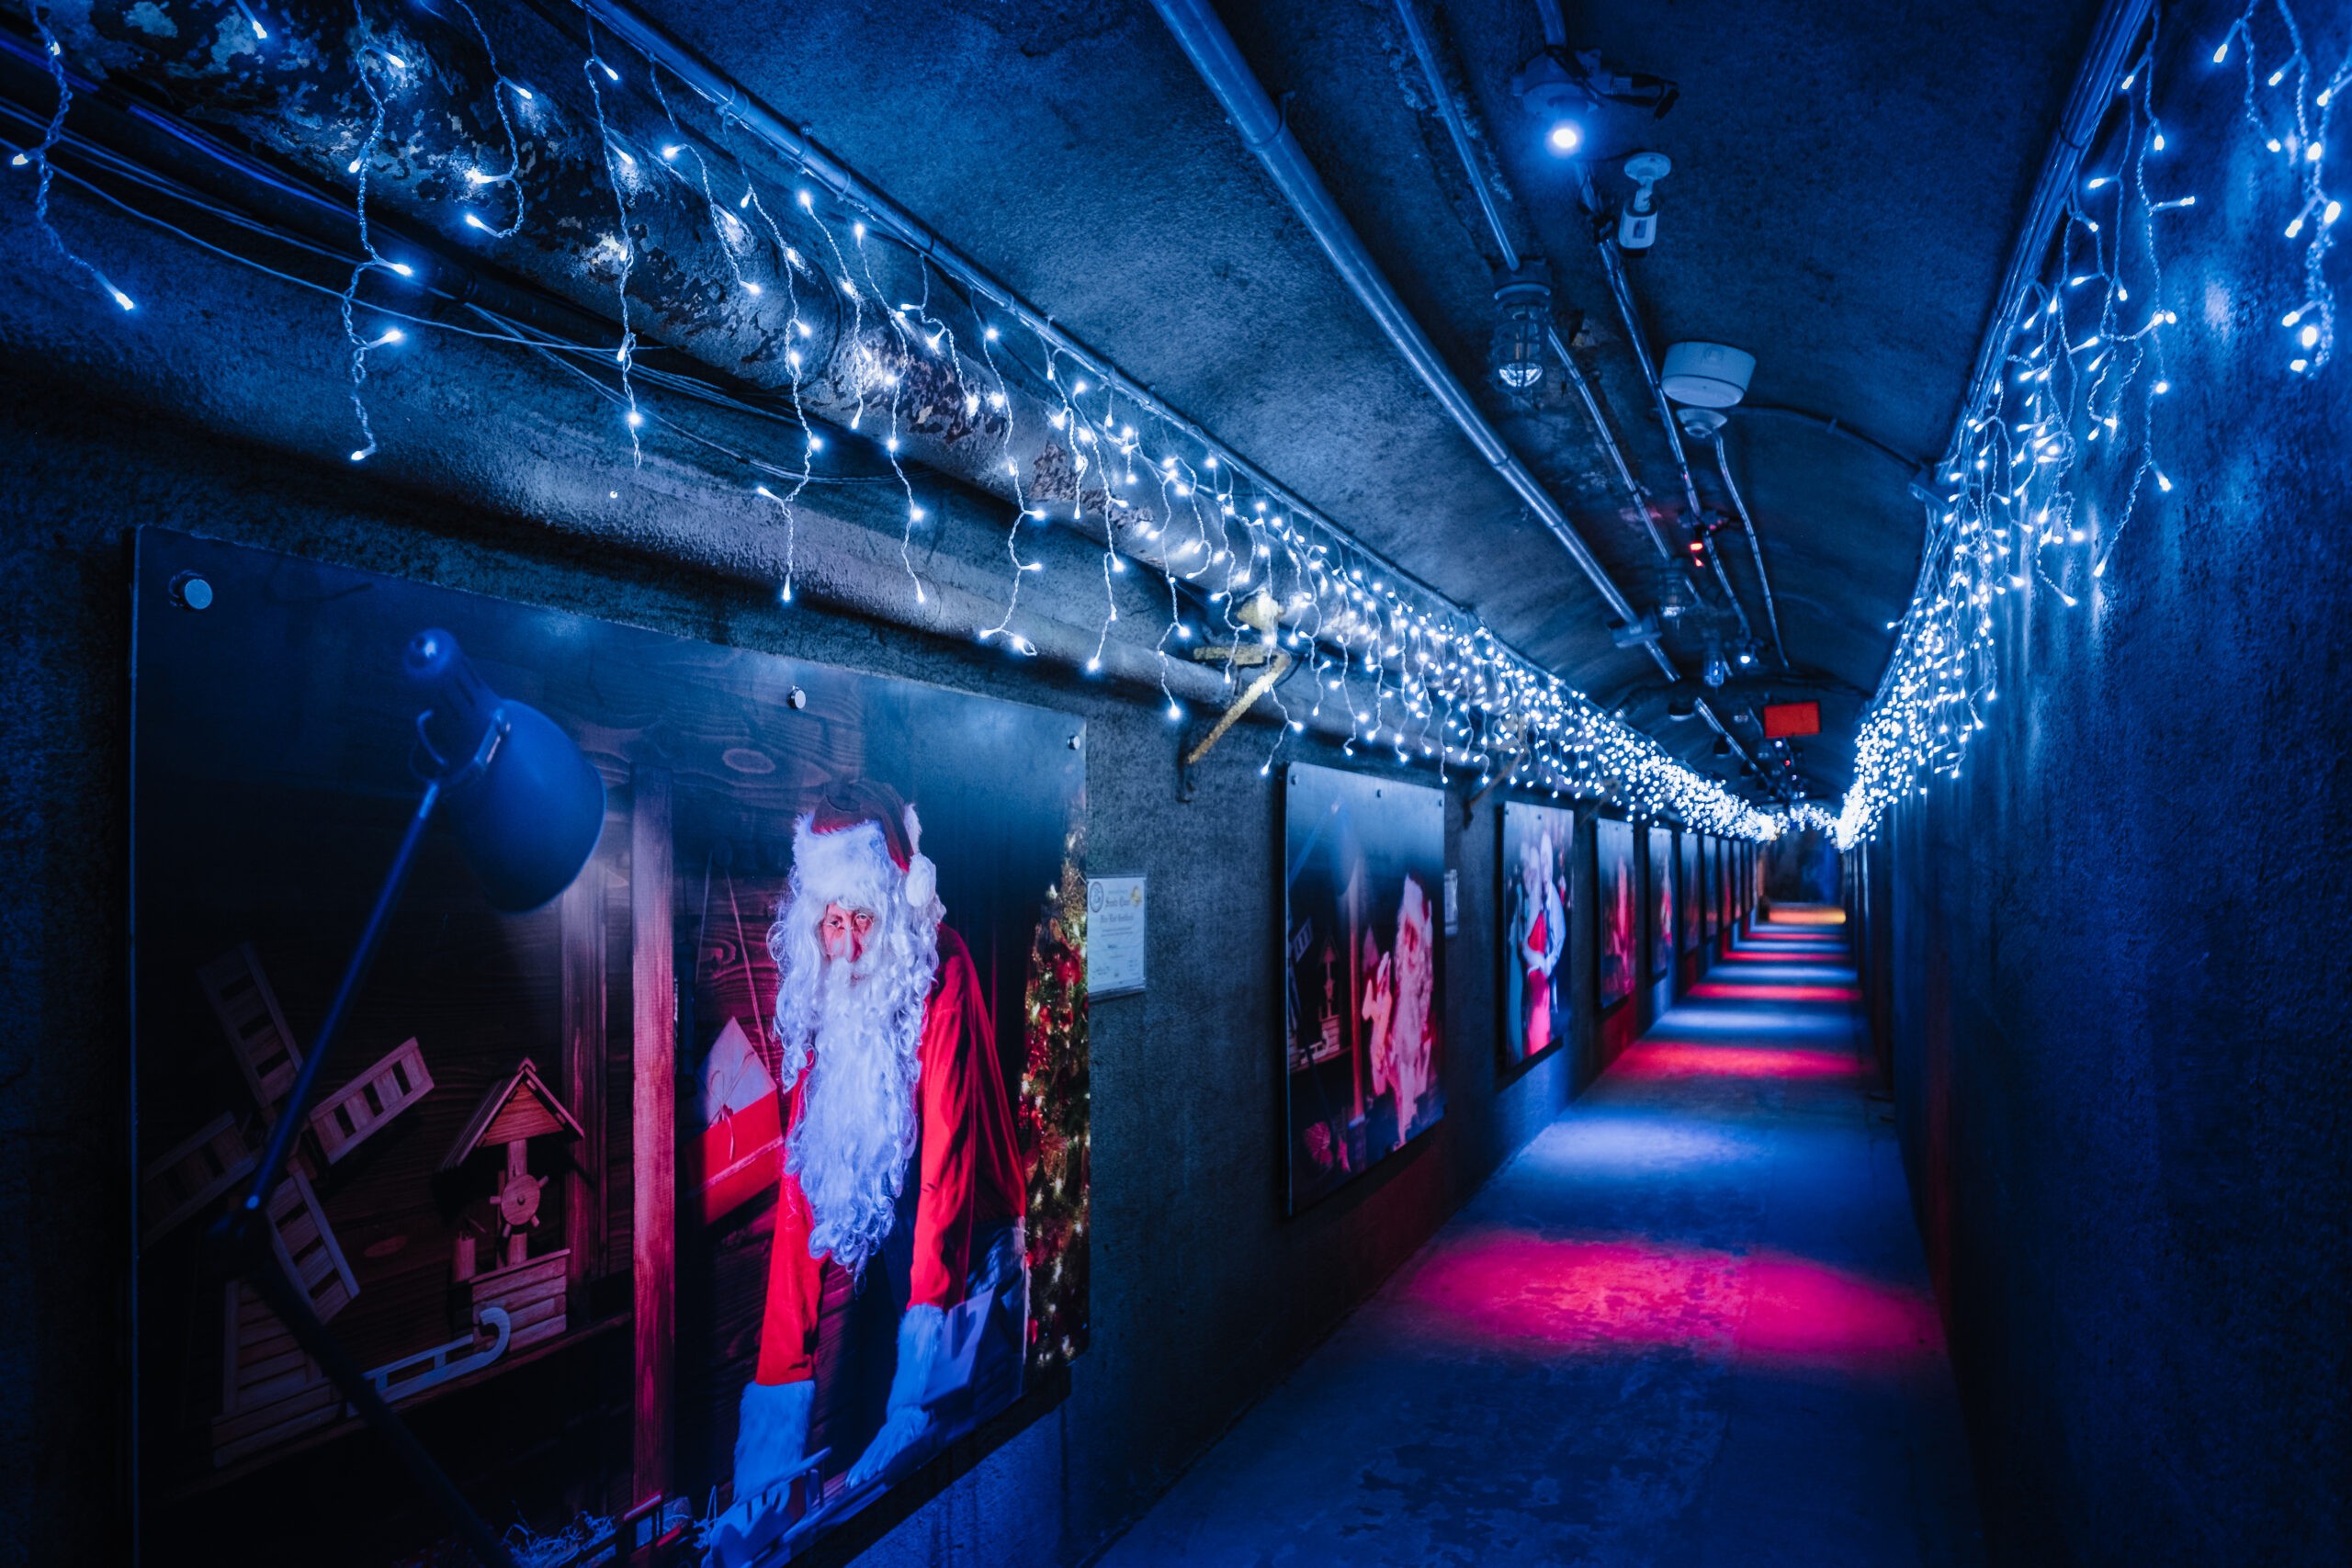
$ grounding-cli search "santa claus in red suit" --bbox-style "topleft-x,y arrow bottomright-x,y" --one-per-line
712,784 -> 1027,1557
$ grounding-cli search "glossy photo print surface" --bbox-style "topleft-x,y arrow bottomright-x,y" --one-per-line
1703,837 -> 1722,941
1680,832 -> 1702,953
1500,800 -> 1575,1068
1283,764 -> 1447,1212
130,532 -> 1088,1566
1596,818 -> 1638,1011
1648,827 -> 1675,979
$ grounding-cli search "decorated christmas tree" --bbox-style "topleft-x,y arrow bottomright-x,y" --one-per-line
1018,824 -> 1091,1371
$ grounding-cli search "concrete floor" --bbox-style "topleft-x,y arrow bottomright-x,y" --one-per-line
1097,907 -> 1983,1567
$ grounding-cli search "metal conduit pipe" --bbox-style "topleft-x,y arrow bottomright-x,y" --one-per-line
1385,0 -> 1762,787
1589,221 -> 1757,645
1580,184 -> 1709,525
1703,538 -> 1752,643
1393,0 -> 1519,274
1146,0 -> 1681,683
1702,432 -> 1791,667
1739,402 -> 1925,473
1695,698 -> 1769,795
1568,177 -> 1760,651
1388,0 -> 1670,564
1549,324 -> 1661,554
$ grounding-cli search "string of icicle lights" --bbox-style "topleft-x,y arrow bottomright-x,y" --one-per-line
7,0 -> 1772,836
1769,804 -> 1833,839
1835,0 -> 2345,851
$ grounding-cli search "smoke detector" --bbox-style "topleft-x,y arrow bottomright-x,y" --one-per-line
1660,341 -> 1755,408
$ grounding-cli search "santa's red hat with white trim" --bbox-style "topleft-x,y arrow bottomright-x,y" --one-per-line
789,780 -> 939,918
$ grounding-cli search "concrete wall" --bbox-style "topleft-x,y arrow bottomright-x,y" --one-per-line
0,370 -> 1570,1566
1859,26 -> 2351,1566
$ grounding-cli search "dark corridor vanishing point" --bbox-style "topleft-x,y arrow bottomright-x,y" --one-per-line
1101,907 -> 1978,1566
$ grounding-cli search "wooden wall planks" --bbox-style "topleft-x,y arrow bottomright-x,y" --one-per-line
629,766 -> 676,1510
560,836 -> 611,1303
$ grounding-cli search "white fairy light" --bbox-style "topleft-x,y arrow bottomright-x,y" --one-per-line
581,47 -> 643,460
18,4 -> 138,313
15,11 -> 1787,833
1838,7 -> 2346,848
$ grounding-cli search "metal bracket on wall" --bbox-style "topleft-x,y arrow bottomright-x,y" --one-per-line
1177,592 -> 1293,802
1463,719 -> 1532,826
1175,643 -> 1292,802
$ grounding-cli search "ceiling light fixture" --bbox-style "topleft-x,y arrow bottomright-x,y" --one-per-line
1489,264 -> 1554,391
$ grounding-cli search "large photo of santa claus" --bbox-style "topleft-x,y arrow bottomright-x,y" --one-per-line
1282,765 -> 1446,1213
126,533 -> 1088,1568
695,779 -> 1080,1565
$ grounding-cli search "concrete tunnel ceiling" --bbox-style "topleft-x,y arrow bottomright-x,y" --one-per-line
637,0 -> 2103,799
6,0 -> 2109,804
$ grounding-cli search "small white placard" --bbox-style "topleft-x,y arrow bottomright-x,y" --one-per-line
1443,867 -> 1460,936
1086,875 -> 1147,998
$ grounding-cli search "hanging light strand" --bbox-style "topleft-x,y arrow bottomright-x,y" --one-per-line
1836,2 -> 2343,850
6,3 -> 1773,834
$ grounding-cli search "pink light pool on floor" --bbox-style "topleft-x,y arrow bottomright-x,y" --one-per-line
1612,1043 -> 1859,1078
1690,981 -> 1861,1003
1401,1227 -> 1941,1371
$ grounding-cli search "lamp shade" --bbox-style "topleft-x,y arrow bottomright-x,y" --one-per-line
404,629 -> 605,911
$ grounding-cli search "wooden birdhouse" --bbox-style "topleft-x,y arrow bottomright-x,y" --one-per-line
442,1058 -> 583,1353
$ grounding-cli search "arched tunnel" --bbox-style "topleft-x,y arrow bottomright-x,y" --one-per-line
0,2 -> 2342,1564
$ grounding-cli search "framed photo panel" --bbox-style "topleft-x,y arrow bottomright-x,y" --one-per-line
1499,799 -> 1574,1068
1720,837 -> 1736,931
130,531 -> 1089,1564
1679,831 -> 1702,953
1596,817 -> 1637,1011
1702,837 -> 1721,942
1282,765 -> 1447,1212
1646,826 -> 1675,980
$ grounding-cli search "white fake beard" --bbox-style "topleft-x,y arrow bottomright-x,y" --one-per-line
786,947 -> 925,1274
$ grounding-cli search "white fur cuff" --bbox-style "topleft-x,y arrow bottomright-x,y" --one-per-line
886,1303 -> 947,1414
733,1378 -> 814,1498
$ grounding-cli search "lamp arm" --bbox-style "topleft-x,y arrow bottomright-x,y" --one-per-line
233,773 -> 442,1231
233,708 -> 509,1226
207,713 -> 525,1568
250,1247 -> 521,1568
